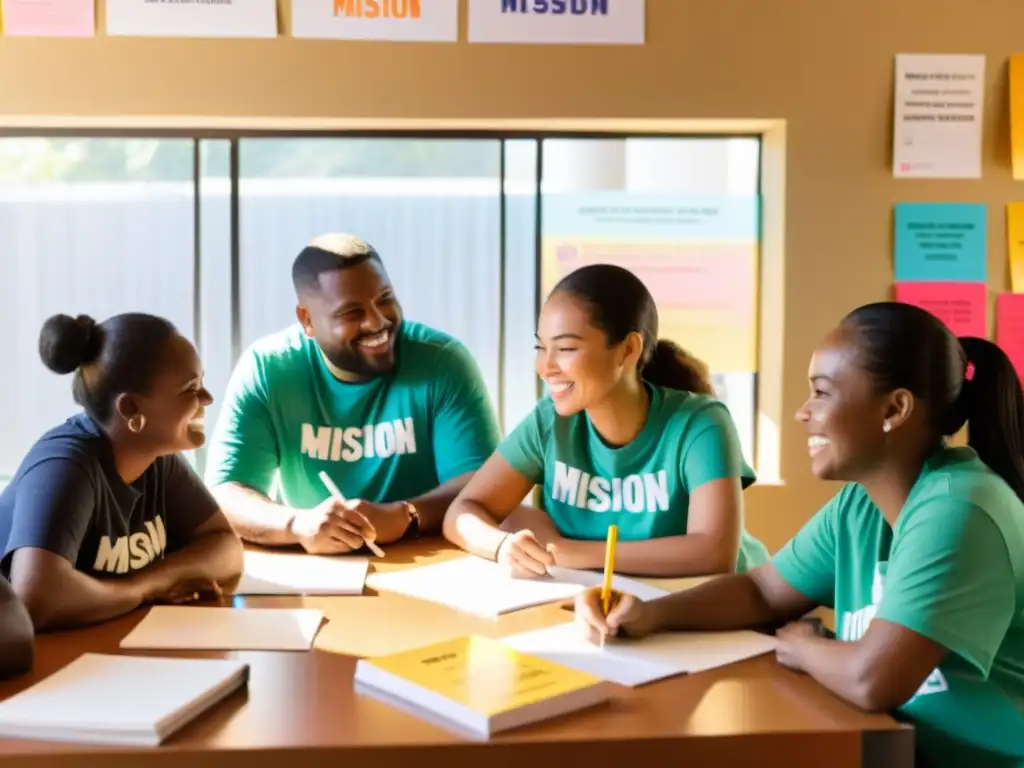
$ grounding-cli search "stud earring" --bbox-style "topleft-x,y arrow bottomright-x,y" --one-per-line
882,420 -> 892,434
128,414 -> 147,434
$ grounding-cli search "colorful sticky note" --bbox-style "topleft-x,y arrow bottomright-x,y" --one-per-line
894,203 -> 987,283
0,0 -> 94,37
1007,203 -> 1024,294
1012,56 -> 1024,181
996,293 -> 1024,382
895,281 -> 987,338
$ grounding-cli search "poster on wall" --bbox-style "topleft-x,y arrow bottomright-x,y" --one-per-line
0,0 -> 94,36
292,0 -> 458,42
997,293 -> 1024,381
468,0 -> 644,45
106,0 -> 278,38
540,193 -> 759,374
893,202 -> 987,283
894,281 -> 986,338
892,53 -> 985,179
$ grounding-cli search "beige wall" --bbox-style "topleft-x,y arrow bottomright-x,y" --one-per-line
1,0 -> 1018,551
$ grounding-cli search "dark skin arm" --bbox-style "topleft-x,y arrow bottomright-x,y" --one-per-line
579,562 -> 948,712
216,472 -> 475,548
10,511 -> 243,632
369,471 -> 478,542
774,617 -> 948,712
0,577 -> 33,679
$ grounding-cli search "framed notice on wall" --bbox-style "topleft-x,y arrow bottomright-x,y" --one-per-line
292,0 -> 459,42
106,0 -> 278,38
468,0 -> 645,45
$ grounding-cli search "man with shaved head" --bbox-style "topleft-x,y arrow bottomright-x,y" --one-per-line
205,233 -> 500,555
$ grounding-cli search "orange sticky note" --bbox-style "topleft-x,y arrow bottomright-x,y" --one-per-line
1013,56 -> 1024,181
996,293 -> 1024,382
895,282 -> 987,338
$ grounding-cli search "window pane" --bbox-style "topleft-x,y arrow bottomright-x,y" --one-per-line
237,138 -> 503,411
195,139 -> 233,476
529,137 -> 761,467
0,138 -> 196,479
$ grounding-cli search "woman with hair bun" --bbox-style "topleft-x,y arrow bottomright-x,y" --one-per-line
443,263 -> 769,578
575,301 -> 1024,768
0,313 -> 243,632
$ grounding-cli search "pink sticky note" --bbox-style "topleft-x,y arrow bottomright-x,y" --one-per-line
894,282 -> 987,338
996,293 -> 1024,382
2,0 -> 95,37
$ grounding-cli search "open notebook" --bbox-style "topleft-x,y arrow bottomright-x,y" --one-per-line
499,622 -> 778,687
0,654 -> 249,746
366,556 -> 669,616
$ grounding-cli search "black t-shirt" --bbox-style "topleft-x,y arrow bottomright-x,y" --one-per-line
0,413 -> 218,579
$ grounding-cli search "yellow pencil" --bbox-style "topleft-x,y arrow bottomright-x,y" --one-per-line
318,471 -> 386,558
601,524 -> 618,615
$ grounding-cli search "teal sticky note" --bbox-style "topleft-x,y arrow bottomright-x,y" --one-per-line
894,203 -> 987,283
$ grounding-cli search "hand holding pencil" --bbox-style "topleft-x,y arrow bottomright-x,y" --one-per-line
574,524 -> 658,646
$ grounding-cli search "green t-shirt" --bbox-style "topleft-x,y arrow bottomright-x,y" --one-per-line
773,447 -> 1024,768
497,384 -> 769,572
204,322 -> 501,510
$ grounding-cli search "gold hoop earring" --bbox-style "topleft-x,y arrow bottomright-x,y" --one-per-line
128,414 -> 147,434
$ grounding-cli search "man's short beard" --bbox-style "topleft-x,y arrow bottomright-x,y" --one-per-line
321,344 -> 394,380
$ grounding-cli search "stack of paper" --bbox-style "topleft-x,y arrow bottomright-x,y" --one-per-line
0,654 -> 248,745
119,607 -> 324,651
499,622 -> 777,687
366,556 -> 668,617
234,550 -> 369,595
354,635 -> 609,738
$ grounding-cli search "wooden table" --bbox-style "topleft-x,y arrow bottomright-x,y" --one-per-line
0,540 -> 913,768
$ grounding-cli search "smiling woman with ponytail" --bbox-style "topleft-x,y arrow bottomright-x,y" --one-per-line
443,263 -> 769,579
573,301 -> 1024,768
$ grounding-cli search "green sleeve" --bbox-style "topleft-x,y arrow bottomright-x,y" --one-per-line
680,401 -> 756,491
771,490 -> 843,607
876,501 -> 1015,675
203,347 -> 280,496
496,403 -> 547,485
430,340 -> 501,483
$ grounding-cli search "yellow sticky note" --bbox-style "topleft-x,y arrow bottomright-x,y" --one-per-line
1011,56 -> 1024,180
1007,203 -> 1024,293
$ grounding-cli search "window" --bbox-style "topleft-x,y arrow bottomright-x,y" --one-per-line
504,137 -> 761,465
0,133 -> 761,484
237,139 -> 503,416
0,138 -> 196,478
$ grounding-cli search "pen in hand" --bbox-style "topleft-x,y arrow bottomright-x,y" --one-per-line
318,471 -> 386,558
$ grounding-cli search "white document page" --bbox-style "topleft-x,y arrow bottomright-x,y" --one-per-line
366,556 -> 587,616
499,622 -> 778,687
893,53 -> 985,178
235,550 -> 369,595
367,557 -> 673,616
545,565 -> 670,603
106,0 -> 278,38
0,653 -> 248,745
119,607 -> 324,651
